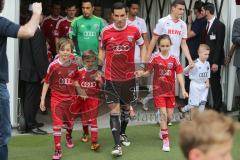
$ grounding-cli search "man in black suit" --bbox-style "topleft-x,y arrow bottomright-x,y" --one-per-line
203,3 -> 225,112
19,14 -> 49,134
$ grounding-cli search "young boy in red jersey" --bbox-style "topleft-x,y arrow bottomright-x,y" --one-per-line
40,38 -> 80,160
76,49 -> 102,151
135,34 -> 188,152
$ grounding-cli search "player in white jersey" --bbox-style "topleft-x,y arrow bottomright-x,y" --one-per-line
179,44 -> 210,114
147,0 -> 192,63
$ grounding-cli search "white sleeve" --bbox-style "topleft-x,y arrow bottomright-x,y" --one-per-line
141,21 -> 148,34
136,36 -> 144,46
153,19 -> 164,36
182,22 -> 188,39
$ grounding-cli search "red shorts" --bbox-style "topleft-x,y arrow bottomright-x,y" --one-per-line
73,97 -> 99,122
154,96 -> 175,108
51,97 -> 76,127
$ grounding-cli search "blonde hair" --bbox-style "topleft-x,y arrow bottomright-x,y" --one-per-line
179,110 -> 239,158
198,44 -> 210,53
56,37 -> 74,53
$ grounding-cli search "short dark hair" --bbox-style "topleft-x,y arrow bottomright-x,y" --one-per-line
51,0 -> 61,7
157,34 -> 172,46
193,0 -> 204,13
111,2 -> 127,13
126,0 -> 140,8
171,0 -> 185,7
82,0 -> 93,6
94,2 -> 101,7
204,2 -> 215,15
65,1 -> 76,9
82,49 -> 97,60
0,0 -> 4,13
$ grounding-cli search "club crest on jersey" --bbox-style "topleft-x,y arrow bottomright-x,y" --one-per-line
94,24 -> 99,30
167,63 -> 173,69
128,36 -> 134,42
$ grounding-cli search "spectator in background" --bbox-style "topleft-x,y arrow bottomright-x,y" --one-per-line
41,1 -> 63,58
93,3 -> 108,25
179,110 -> 239,160
203,2 -> 225,112
19,12 -> 49,135
55,2 -> 77,44
185,1 -> 207,104
0,1 -> 42,159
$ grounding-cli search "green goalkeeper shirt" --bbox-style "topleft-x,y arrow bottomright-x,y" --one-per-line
69,15 -> 105,57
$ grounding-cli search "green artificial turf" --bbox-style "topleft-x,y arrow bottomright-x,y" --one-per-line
9,124 -> 240,160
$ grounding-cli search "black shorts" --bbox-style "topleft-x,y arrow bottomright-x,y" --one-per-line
104,79 -> 136,105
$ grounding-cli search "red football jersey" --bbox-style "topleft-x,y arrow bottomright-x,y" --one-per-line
77,68 -> 102,98
41,15 -> 63,55
44,58 -> 78,100
147,53 -> 183,97
100,23 -> 144,81
54,17 -> 72,38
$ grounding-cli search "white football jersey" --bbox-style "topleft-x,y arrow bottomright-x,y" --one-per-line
153,15 -> 187,59
127,17 -> 148,63
188,59 -> 210,83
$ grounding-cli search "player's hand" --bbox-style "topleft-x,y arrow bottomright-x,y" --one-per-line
205,81 -> 210,88
40,100 -> 46,111
135,70 -> 145,78
189,63 -> 195,70
224,56 -> 231,65
32,2 -> 42,15
211,64 -> 218,72
182,90 -> 188,99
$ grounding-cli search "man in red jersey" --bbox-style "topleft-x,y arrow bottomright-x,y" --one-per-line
41,1 -> 63,57
55,2 -> 77,44
98,2 -> 147,156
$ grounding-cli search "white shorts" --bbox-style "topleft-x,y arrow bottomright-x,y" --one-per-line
188,81 -> 209,106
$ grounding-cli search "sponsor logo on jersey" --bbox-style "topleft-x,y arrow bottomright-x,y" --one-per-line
167,29 -> 181,35
199,72 -> 208,77
59,78 -> 73,85
81,81 -> 97,88
83,31 -> 96,37
107,41 -> 132,52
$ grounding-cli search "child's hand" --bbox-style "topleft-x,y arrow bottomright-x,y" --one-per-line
205,81 -> 210,88
40,100 -> 46,111
182,90 -> 188,99
135,70 -> 145,78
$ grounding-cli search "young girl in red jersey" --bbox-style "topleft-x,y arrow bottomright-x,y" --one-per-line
76,50 -> 102,151
135,34 -> 188,152
40,38 -> 80,160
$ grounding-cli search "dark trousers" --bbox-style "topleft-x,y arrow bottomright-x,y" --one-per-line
210,67 -> 222,112
22,81 -> 41,129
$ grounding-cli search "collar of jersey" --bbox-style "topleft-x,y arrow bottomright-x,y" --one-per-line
113,23 -> 128,31
159,52 -> 170,59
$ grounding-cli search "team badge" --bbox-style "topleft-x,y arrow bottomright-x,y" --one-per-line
94,24 -> 99,30
128,36 -> 134,42
167,63 -> 173,69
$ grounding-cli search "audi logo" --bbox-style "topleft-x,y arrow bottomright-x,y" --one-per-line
199,72 -> 208,77
81,81 -> 97,88
59,78 -> 73,85
106,41 -> 132,52
83,31 -> 96,37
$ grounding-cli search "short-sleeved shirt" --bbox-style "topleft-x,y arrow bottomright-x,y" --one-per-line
54,17 -> 73,38
147,53 -> 183,97
44,58 -> 78,100
187,17 -> 207,60
41,15 -> 63,55
153,15 -> 187,59
127,16 -> 148,63
100,23 -> 144,81
77,68 -> 101,98
188,59 -> 210,83
0,17 -> 20,83
69,15 -> 105,56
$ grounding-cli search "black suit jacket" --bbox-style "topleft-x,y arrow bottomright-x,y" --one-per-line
19,28 -> 49,82
205,18 -> 225,65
